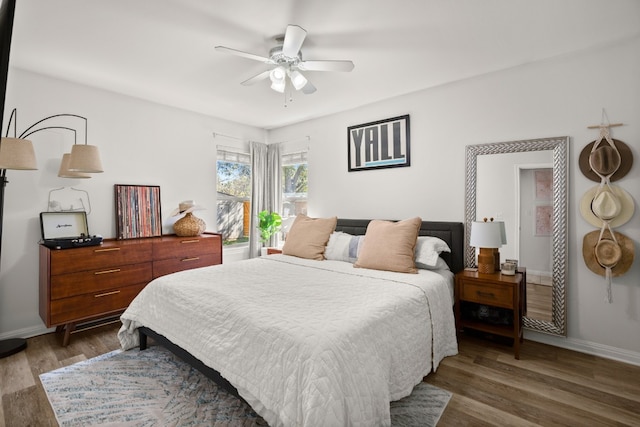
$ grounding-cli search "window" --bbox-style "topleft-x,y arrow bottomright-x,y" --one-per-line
281,151 -> 308,218
217,149 -> 251,246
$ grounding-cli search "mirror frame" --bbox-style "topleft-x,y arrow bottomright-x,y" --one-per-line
465,136 -> 569,336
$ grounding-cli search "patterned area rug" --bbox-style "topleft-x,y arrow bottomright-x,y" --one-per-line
40,346 -> 451,426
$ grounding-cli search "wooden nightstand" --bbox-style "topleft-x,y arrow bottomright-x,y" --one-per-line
455,269 -> 526,359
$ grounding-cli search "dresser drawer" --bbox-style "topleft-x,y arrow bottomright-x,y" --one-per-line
49,242 -> 153,275
460,281 -> 513,308
153,235 -> 222,260
50,283 -> 146,325
152,254 -> 219,278
50,262 -> 152,300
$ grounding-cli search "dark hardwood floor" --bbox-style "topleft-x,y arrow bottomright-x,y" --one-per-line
1,323 -> 639,426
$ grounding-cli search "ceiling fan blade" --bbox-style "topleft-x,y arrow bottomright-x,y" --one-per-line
298,60 -> 355,72
282,25 -> 307,58
302,80 -> 316,94
241,70 -> 272,86
215,46 -> 272,63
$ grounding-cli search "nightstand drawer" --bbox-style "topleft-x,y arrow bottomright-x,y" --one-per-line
461,282 -> 513,307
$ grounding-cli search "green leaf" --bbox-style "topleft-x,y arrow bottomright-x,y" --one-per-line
257,210 -> 282,244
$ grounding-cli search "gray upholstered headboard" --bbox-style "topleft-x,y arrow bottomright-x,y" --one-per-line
334,219 -> 465,273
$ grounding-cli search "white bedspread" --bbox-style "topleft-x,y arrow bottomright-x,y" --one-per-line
118,255 -> 457,427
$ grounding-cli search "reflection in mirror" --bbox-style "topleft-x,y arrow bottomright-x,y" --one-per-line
465,137 -> 569,336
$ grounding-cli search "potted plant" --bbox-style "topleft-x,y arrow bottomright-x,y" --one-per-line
258,210 -> 282,253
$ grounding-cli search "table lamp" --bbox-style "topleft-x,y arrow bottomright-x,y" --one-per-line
470,218 -> 503,274
494,221 -> 507,271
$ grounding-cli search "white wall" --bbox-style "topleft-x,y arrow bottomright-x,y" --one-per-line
0,68 -> 265,338
270,36 -> 640,364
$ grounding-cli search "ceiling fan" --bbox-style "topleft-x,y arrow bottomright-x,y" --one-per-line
215,24 -> 354,95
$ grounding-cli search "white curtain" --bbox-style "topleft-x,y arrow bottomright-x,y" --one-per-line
249,141 -> 281,258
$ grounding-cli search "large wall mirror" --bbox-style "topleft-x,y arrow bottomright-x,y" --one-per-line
465,136 -> 569,336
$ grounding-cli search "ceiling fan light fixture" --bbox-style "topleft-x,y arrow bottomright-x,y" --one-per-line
269,66 -> 286,84
271,80 -> 285,93
216,24 -> 354,96
288,70 -> 307,91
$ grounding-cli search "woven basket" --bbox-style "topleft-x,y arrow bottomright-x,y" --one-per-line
173,213 -> 206,237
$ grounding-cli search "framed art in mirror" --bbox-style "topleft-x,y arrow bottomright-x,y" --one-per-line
115,184 -> 162,239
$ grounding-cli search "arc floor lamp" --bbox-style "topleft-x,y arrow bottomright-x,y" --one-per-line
0,108 -> 103,358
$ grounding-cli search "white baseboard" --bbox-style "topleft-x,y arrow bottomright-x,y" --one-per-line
525,329 -> 640,367
0,325 -> 53,341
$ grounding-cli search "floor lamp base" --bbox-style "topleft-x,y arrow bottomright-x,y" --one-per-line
0,338 -> 27,358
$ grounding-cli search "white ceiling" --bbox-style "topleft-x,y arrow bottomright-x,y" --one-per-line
10,0 -> 640,130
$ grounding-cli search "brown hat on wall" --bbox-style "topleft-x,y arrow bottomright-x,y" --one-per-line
582,229 -> 634,277
579,138 -> 633,182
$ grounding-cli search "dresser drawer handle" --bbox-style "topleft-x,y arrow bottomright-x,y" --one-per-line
182,257 -> 200,262
180,240 -> 200,244
94,268 -> 121,275
94,290 -> 121,298
476,291 -> 496,299
94,247 -> 121,253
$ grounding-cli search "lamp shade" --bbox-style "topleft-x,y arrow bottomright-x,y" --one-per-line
289,70 -> 308,90
58,153 -> 91,178
270,80 -> 285,93
0,137 -> 38,170
496,221 -> 507,245
269,66 -> 286,84
470,221 -> 503,249
68,144 -> 103,173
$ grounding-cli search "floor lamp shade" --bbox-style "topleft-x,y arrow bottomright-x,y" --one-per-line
470,220 -> 503,274
58,153 -> 90,178
0,137 -> 37,170
68,144 -> 103,173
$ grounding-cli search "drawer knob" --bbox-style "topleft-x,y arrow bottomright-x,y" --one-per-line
94,268 -> 121,275
94,290 -> 121,298
181,257 -> 200,262
476,291 -> 496,299
180,239 -> 200,244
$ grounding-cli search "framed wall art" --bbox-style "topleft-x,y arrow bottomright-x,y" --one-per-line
115,184 -> 162,239
347,114 -> 410,172
534,169 -> 553,200
535,204 -> 553,236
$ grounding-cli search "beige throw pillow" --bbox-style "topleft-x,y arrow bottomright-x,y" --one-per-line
354,217 -> 422,273
282,214 -> 337,260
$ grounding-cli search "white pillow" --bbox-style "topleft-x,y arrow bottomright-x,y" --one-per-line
414,236 -> 451,268
324,232 -> 365,263
419,257 -> 450,271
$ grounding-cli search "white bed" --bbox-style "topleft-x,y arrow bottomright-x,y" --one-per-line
118,219 -> 463,427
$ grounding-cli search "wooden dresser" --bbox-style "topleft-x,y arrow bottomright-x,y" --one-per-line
39,233 -> 222,345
